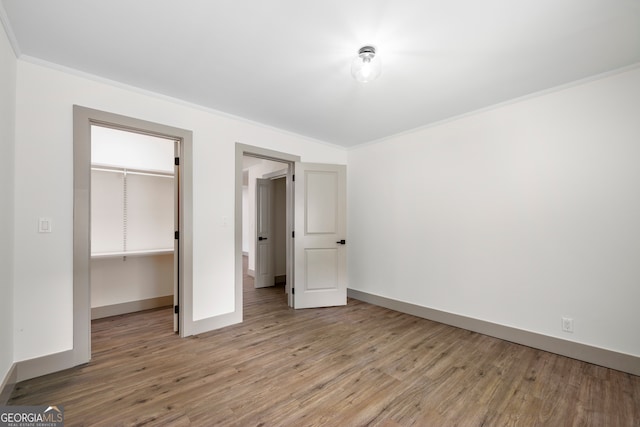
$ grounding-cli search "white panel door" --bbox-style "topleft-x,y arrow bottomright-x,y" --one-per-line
255,178 -> 274,288
294,163 -> 347,308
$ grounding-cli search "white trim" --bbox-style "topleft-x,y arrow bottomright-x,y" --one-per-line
91,295 -> 173,320
18,55 -> 346,151
348,62 -> 640,151
6,21 -> 639,152
91,165 -> 174,178
91,249 -> 173,259
348,288 -> 640,376
263,168 -> 288,180
0,3 -> 21,57
0,363 -> 17,405
15,350 -> 76,382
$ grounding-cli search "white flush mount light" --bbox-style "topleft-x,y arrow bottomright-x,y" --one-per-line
351,46 -> 382,83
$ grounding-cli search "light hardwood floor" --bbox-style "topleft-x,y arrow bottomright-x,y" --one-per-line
9,259 -> 640,426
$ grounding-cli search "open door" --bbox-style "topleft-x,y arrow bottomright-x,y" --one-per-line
173,141 -> 180,332
255,178 -> 275,288
293,162 -> 347,308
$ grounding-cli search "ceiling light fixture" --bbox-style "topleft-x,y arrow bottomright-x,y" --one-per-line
351,46 -> 381,83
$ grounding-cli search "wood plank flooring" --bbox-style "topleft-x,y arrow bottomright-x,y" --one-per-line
9,259 -> 640,426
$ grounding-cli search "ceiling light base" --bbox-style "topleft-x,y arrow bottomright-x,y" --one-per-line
351,45 -> 382,83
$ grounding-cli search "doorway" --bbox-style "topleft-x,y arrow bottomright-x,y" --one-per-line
236,145 -> 297,313
89,125 -> 178,330
235,143 -> 348,313
73,106 -> 193,366
242,156 -> 289,306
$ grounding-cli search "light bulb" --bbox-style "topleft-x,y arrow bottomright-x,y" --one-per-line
351,46 -> 381,83
360,59 -> 372,79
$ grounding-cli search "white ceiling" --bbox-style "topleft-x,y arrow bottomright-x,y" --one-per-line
2,0 -> 639,147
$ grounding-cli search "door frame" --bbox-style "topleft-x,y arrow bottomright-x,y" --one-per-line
236,144 -> 300,309
73,106 -> 193,365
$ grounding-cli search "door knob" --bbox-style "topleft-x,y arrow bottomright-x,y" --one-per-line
259,237 -> 268,241
336,239 -> 346,245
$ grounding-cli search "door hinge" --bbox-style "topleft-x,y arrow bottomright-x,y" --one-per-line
292,174 -> 295,182
292,231 -> 295,238
292,287 -> 295,295
175,231 -> 179,239
175,157 -> 180,166
174,305 -> 179,314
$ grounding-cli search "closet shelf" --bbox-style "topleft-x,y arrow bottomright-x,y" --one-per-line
91,249 -> 174,259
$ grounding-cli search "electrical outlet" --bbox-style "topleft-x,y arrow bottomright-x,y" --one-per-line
562,316 -> 574,333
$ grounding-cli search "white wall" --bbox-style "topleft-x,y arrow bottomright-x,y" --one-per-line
91,168 -> 174,310
348,67 -> 640,357
12,59 -> 346,361
91,255 -> 173,308
0,22 -> 16,385
92,125 -> 175,173
91,170 -> 174,253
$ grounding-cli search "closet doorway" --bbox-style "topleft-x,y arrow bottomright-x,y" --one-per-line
74,106 -> 193,365
90,125 -> 179,331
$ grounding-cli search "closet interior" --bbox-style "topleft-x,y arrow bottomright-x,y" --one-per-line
90,125 -> 176,320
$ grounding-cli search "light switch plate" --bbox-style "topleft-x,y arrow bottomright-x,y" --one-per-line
38,217 -> 52,233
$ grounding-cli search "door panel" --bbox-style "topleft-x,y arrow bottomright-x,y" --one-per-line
305,171 -> 338,233
255,178 -> 274,288
305,249 -> 339,290
294,163 -> 346,308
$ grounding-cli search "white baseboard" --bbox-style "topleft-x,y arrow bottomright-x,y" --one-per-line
15,350 -> 78,383
0,363 -> 17,405
91,295 -> 173,320
247,269 -> 255,278
347,288 -> 640,376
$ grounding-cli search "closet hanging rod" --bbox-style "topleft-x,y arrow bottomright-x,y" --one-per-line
91,165 -> 174,178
